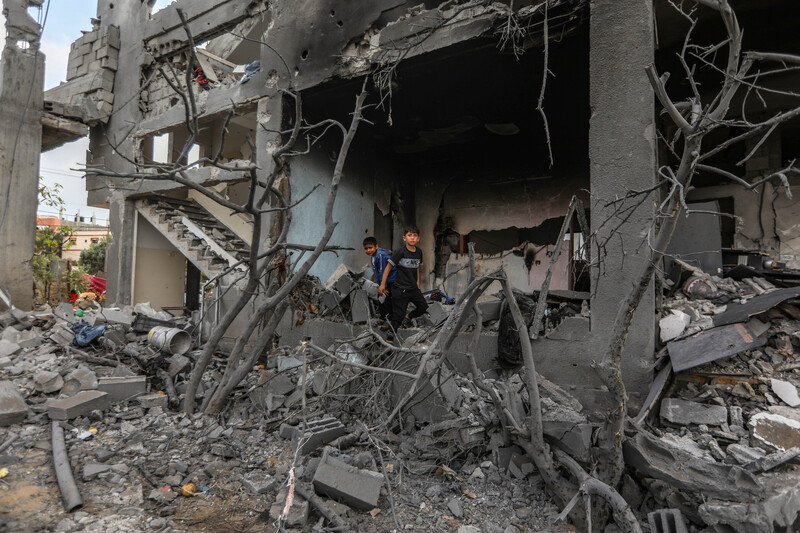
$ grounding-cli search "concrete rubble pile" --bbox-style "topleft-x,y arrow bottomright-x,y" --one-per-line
5,261 -> 800,532
626,266 -> 800,533
0,293 -> 564,533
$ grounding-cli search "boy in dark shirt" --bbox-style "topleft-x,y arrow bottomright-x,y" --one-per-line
378,225 -> 429,334
363,236 -> 395,321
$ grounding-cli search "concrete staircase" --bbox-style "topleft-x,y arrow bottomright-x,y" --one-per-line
135,196 -> 251,279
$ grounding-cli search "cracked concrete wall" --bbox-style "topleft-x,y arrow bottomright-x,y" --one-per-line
132,214 -> 186,312
0,0 -> 44,310
687,129 -> 800,268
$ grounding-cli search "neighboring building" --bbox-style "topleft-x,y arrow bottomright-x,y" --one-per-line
60,215 -> 111,262
35,212 -> 110,261
25,0 -> 800,410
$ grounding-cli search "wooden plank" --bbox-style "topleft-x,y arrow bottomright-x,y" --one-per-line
712,286 -> 800,326
668,323 -> 765,372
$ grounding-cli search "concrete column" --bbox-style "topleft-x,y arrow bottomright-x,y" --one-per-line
87,1 -> 150,305
105,195 -> 137,305
589,0 -> 656,405
0,2 -> 44,310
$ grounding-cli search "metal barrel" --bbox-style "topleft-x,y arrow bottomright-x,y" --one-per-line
147,326 -> 191,355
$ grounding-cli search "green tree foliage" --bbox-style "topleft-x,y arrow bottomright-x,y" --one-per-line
38,177 -> 65,211
79,237 -> 110,276
35,226 -> 75,258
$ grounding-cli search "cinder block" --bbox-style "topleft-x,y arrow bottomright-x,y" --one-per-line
648,508 -> 689,533
0,340 -> 21,358
167,354 -> 190,377
100,55 -> 118,71
106,25 -> 120,49
0,381 -> 28,426
294,417 -> 347,455
97,309 -> 134,328
426,301 -> 450,325
137,394 -> 168,409
98,376 -> 146,402
47,391 -> 109,420
333,274 -> 355,297
312,450 -> 384,510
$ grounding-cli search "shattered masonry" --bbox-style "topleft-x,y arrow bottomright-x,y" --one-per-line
1,0 -> 800,532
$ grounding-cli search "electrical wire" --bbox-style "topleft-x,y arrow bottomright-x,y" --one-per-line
0,0 -> 51,232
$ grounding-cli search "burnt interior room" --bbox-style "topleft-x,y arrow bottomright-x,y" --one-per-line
301,20 -> 590,288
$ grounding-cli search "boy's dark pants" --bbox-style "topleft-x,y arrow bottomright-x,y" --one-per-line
378,282 -> 393,320
390,285 -> 428,331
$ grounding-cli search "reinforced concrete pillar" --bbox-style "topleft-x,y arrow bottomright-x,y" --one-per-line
0,1 -> 44,310
589,0 -> 657,406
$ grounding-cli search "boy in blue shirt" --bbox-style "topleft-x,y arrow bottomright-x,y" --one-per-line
363,236 -> 395,321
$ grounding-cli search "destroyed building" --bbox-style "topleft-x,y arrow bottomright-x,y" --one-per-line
22,0 -> 798,412
2,0 -> 800,531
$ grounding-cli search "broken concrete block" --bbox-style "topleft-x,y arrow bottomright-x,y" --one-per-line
648,508 -> 689,533
749,412 -> 800,451
47,391 -> 109,420
102,327 -> 127,347
276,356 -> 302,372
726,443 -> 767,466
34,371 -> 65,394
312,450 -> 384,510
54,302 -> 78,324
771,379 -> 800,407
0,340 -> 21,358
0,380 -> 28,425
622,430 -> 763,500
349,290 -> 371,324
269,487 -> 309,526
240,470 -> 276,494
62,367 -> 98,395
137,394 -> 168,409
279,422 -> 300,441
542,421 -> 594,463
319,289 -> 343,311
265,393 -> 285,412
265,373 -> 295,396
83,463 -> 113,481
97,309 -> 134,328
660,398 -> 727,426
283,388 -> 304,409
167,354 -> 190,377
97,376 -> 146,402
324,264 -> 356,290
660,310 -> 691,342
333,274 -> 355,298
426,301 -> 450,325
16,329 -> 42,349
447,498 -> 463,518
0,357 -> 11,369
49,323 -> 75,346
0,328 -> 19,343
507,453 -> 535,479
294,417 -> 348,455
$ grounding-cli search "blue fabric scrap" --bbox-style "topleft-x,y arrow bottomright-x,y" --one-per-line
240,60 -> 261,84
70,320 -> 107,347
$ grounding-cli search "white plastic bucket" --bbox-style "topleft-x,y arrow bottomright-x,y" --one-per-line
147,327 -> 191,355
